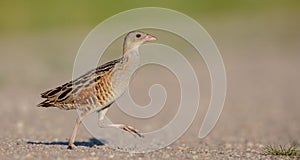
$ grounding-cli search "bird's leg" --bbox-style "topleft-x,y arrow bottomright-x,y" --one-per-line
68,117 -> 81,149
68,112 -> 88,149
98,107 -> 143,138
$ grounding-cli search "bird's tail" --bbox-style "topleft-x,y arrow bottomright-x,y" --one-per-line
37,100 -> 53,108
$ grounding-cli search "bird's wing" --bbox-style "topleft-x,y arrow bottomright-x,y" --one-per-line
38,58 -> 121,109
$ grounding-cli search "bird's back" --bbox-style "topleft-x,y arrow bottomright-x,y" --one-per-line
38,58 -> 122,112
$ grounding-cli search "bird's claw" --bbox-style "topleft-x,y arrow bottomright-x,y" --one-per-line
68,143 -> 77,149
121,125 -> 144,138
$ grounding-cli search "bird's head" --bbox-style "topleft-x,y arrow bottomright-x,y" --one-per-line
123,31 -> 156,53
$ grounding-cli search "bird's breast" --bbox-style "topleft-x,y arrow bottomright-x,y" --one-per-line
110,53 -> 140,97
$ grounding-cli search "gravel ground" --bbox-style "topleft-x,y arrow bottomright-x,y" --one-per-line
1,53 -> 299,160
0,137 -> 288,160
0,26 -> 300,159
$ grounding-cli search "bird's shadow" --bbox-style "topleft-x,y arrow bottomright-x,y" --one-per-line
27,138 -> 106,148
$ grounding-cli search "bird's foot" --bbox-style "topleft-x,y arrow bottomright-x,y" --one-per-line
67,143 -> 77,150
98,123 -> 144,138
120,125 -> 144,138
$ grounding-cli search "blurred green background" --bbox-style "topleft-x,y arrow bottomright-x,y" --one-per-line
0,0 -> 299,33
0,0 -> 299,90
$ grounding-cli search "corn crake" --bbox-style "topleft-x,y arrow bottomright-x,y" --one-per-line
37,31 -> 157,149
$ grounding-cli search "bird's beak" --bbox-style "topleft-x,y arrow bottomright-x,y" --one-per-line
145,34 -> 157,41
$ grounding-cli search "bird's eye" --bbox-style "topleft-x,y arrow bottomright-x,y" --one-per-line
136,34 -> 141,38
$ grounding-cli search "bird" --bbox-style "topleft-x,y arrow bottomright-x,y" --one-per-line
37,31 -> 157,149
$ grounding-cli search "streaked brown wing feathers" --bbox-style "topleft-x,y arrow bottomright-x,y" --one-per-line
38,58 -> 121,108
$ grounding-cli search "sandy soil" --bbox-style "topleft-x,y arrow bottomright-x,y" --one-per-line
0,27 -> 299,159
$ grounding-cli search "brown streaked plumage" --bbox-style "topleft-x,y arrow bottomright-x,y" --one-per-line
37,31 -> 157,149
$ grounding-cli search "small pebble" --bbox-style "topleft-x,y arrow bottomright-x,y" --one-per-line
225,143 -> 232,149
163,153 -> 170,159
247,142 -> 253,148
246,153 -> 251,158
108,154 -> 114,158
90,152 -> 96,156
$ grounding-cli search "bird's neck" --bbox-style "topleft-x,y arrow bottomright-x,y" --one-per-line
121,47 -> 140,69
110,47 -> 139,89
110,47 -> 140,95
